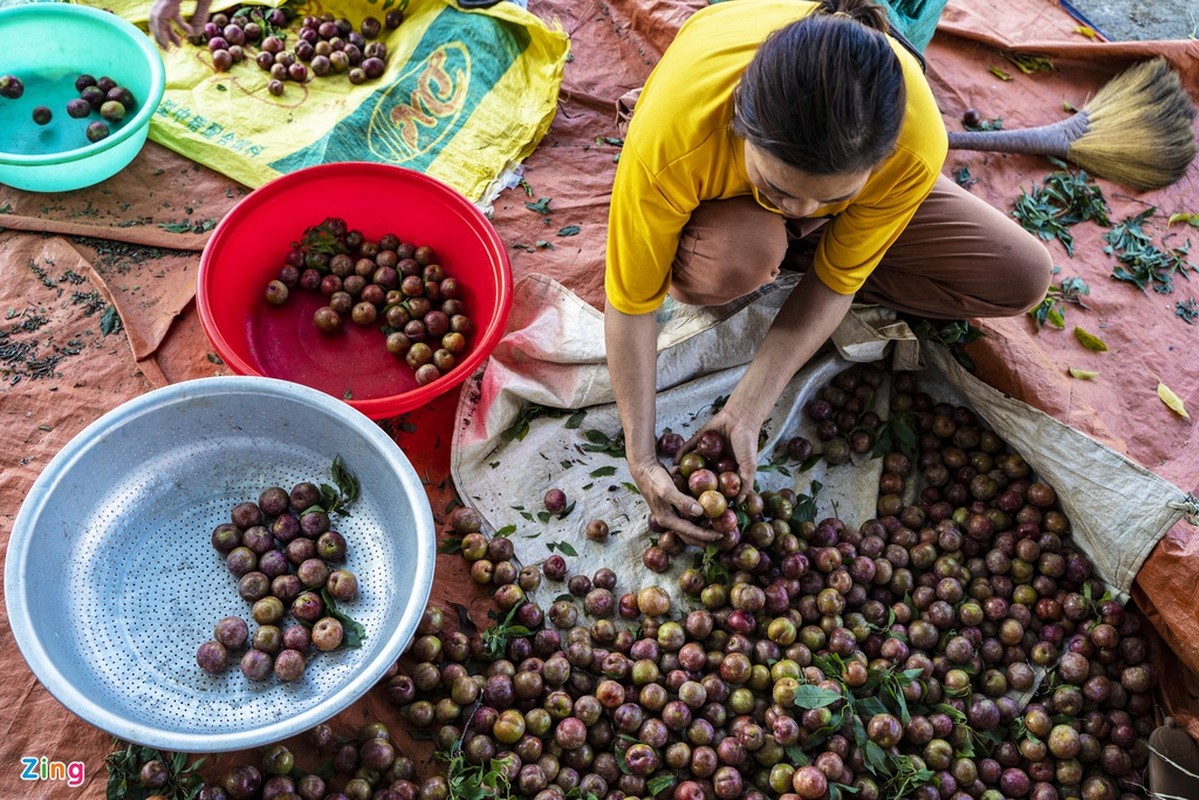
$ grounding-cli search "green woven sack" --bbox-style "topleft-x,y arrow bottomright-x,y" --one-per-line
881,0 -> 947,53
709,0 -> 947,55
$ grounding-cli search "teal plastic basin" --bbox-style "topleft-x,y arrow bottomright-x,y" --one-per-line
0,4 -> 165,193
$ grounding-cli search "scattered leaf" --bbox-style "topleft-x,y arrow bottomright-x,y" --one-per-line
1157,382 -> 1190,419
1073,326 -> 1108,352
525,197 -> 552,214
1062,99 -> 1079,113
557,225 -> 580,237
963,116 -> 1004,132
1002,52 -> 1054,74
1073,25 -> 1097,39
1105,208 -> 1197,295
1012,169 -> 1109,257
100,305 -> 123,336
1068,367 -> 1099,380
988,66 -> 1013,81
1176,297 -> 1198,324
1168,212 -> 1199,227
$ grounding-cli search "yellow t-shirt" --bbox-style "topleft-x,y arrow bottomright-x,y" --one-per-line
604,0 -> 948,315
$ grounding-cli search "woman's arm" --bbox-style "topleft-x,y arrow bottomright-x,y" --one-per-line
695,269 -> 855,494
604,301 -> 720,546
149,0 -> 212,47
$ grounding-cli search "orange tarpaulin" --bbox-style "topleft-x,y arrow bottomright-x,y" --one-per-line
1,0 -> 1197,795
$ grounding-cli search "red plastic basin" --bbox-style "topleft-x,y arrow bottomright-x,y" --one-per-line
197,163 -> 513,420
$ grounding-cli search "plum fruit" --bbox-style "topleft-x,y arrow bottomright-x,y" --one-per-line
0,75 -> 23,99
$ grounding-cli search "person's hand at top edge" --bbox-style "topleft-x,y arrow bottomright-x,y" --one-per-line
150,0 -> 213,48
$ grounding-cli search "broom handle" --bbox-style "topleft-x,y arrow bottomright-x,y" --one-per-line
946,113 -> 1091,159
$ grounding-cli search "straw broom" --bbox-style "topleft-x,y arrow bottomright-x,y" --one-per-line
946,57 -> 1197,191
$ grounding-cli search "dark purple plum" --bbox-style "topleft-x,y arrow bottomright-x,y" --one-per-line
196,640 -> 229,673
312,617 -> 344,651
240,649 -> 273,681
0,75 -> 24,99
317,530 -> 347,561
66,98 -> 92,119
291,591 -> 325,623
326,569 -> 358,601
273,649 -> 306,681
214,616 -> 249,649
212,523 -> 242,553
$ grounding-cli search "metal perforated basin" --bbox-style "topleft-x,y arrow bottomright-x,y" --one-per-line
4,376 -> 435,752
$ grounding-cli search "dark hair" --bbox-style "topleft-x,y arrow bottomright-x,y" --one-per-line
732,0 -> 907,175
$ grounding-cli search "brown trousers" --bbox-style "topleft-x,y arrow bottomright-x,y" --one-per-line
667,178 -> 1054,320
616,86 -> 1052,319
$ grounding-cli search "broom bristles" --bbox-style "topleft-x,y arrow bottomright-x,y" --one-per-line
1069,57 -> 1197,191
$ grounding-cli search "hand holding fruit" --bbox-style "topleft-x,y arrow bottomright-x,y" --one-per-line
681,409 -> 759,504
149,0 -> 213,48
627,458 -> 720,547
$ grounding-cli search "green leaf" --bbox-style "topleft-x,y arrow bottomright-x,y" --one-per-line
1002,51 -> 1054,74
100,305 -> 123,336
784,745 -> 810,766
331,456 -> 360,506
556,541 -> 579,557
525,197 -> 552,214
1168,212 -> 1199,227
590,466 -> 617,477
863,740 -> 889,776
557,225 -> 581,237
1177,297 -> 1199,324
565,410 -> 586,429
933,702 -> 968,723
1073,326 -> 1108,352
438,536 -> 463,554
495,524 -> 517,538
856,696 -> 889,719
647,773 -> 676,796
792,684 -> 843,710
953,166 -> 978,189
1068,367 -> 1098,379
320,589 -> 366,647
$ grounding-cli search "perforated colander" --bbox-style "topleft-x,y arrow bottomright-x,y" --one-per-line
4,376 -> 436,752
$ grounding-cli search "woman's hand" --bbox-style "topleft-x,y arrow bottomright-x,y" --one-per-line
679,409 -> 761,502
627,458 -> 721,547
149,0 -> 213,48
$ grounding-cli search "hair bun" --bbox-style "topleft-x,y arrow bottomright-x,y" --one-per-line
817,0 -> 890,33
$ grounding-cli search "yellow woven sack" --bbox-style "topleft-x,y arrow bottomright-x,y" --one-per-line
102,0 -> 568,202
